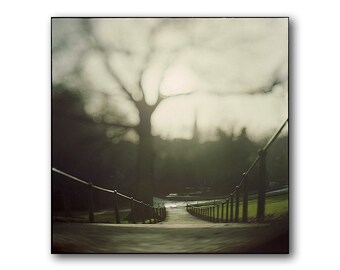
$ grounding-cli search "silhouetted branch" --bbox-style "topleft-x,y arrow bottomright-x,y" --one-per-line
81,20 -> 137,105
100,55 -> 136,103
137,20 -> 172,101
210,79 -> 286,97
153,91 -> 193,108
153,75 -> 286,109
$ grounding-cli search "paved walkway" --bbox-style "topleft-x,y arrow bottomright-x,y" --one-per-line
160,205 -> 211,225
53,200 -> 288,253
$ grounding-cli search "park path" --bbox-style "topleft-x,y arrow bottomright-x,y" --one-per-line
157,200 -> 212,225
53,199 -> 288,253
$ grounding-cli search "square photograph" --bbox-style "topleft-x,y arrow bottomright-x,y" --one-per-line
52,17 -> 289,254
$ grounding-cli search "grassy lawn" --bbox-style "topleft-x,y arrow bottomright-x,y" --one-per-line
195,192 -> 288,222
243,193 -> 288,221
53,209 -> 160,224
53,209 -> 130,224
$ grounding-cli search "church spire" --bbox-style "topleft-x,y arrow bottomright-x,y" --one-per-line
192,108 -> 199,143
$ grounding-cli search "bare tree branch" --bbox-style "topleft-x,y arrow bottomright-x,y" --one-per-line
136,20 -> 171,101
152,91 -> 193,109
153,75 -> 287,110
99,54 -> 136,103
81,20 -> 138,105
208,62 -> 287,97
209,79 -> 286,97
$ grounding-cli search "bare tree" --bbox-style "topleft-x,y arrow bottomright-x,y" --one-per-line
52,18 -> 288,204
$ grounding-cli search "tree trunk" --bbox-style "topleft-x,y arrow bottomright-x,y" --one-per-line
135,103 -> 155,205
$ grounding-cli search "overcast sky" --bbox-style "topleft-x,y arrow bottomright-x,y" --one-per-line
52,18 -> 288,142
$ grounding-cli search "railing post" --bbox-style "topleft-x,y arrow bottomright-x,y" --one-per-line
149,206 -> 152,224
141,202 -> 145,224
216,204 -> 220,222
130,197 -> 135,224
213,206 -> 215,222
153,207 -> 157,223
230,193 -> 234,223
88,182 -> 94,223
257,149 -> 267,222
113,190 -> 120,224
242,173 -> 248,222
226,199 -> 229,223
221,203 -> 224,222
235,186 -> 240,222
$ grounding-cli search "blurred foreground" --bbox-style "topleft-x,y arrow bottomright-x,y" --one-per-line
53,199 -> 288,253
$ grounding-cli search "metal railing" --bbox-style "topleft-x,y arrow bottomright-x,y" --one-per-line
187,118 -> 288,223
52,168 -> 166,224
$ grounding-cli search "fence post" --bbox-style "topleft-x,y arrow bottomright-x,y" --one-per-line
216,204 -> 220,222
153,207 -> 157,223
242,173 -> 248,222
226,199 -> 229,223
113,190 -> 120,224
141,202 -> 145,224
149,206 -> 153,224
221,203 -> 224,222
235,186 -> 240,222
88,182 -> 94,223
230,193 -> 234,223
130,197 -> 135,224
257,149 -> 267,222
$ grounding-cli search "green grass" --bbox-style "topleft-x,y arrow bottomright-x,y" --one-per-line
244,193 -> 288,220
53,209 -> 162,224
195,192 -> 288,222
53,209 -> 130,224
